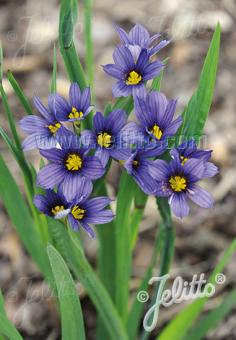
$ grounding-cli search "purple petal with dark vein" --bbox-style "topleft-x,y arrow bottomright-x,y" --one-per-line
84,210 -> 114,225
93,111 -> 106,133
134,95 -> 153,127
22,133 -> 56,151
128,45 -> 142,61
192,150 -> 212,161
148,91 -> 168,123
19,116 -> 47,134
81,156 -> 105,179
163,115 -> 182,136
81,130 -> 97,148
106,109 -> 127,133
203,162 -> 218,178
48,95 -> 58,117
33,194 -> 50,215
129,24 -> 150,46
80,87 -> 91,111
136,49 -> 149,70
37,164 -> 65,189
183,158 -> 205,180
112,81 -> 132,98
115,25 -> 130,44
142,60 -> 163,80
103,64 -> 124,79
120,122 -> 145,146
80,221 -> 95,238
72,176 -> 93,204
53,94 -> 71,121
149,40 -> 170,56
169,193 -> 190,219
62,174 -> 90,202
95,149 -> 110,167
33,96 -> 52,122
113,45 -> 135,71
161,99 -> 178,128
69,82 -> 81,108
148,159 -> 170,181
187,185 -> 213,208
110,148 -> 132,161
84,197 -> 112,211
148,33 -> 161,45
132,84 -> 147,97
132,167 -> 159,195
40,148 -> 64,163
68,214 -> 79,231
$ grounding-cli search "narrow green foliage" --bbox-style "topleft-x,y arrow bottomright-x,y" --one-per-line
185,289 -> 236,340
0,155 -> 52,283
47,245 -> 86,340
115,171 -> 136,321
158,238 -> 236,340
84,0 -> 94,90
0,83 -> 22,151
0,42 -> 3,82
179,24 -> 221,141
0,291 -> 23,340
51,45 -> 57,93
48,219 -> 129,340
7,71 -> 33,115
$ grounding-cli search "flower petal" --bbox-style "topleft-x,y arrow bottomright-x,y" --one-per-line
37,164 -> 65,189
81,156 -> 105,179
169,193 -> 189,219
103,64 -> 124,79
112,80 -> 132,98
187,185 -> 213,208
69,82 -> 81,108
19,116 -> 47,134
33,96 -> 52,122
148,159 -> 170,181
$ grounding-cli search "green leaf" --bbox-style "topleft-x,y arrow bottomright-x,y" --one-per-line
84,0 -> 94,91
48,219 -> 129,340
158,238 -> 236,340
179,24 -> 221,141
0,42 -> 3,82
127,227 -> 162,339
59,0 -> 87,89
7,71 -> 33,115
47,245 -> 86,340
0,290 -> 23,340
0,82 -> 22,151
0,155 -> 52,283
51,45 -> 57,93
151,57 -> 168,91
185,289 -> 236,340
115,171 -> 136,321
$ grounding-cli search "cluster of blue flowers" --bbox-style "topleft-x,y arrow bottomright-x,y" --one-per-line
19,24 -> 218,237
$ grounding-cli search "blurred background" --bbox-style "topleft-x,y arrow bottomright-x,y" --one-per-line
0,0 -> 236,339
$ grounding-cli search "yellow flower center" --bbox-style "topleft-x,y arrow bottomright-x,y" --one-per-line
151,124 -> 163,140
169,176 -> 187,192
47,122 -> 61,134
71,206 -> 85,220
97,132 -> 112,148
133,160 -> 139,167
51,205 -> 64,215
126,71 -> 142,85
65,153 -> 83,171
180,155 -> 188,165
68,107 -> 83,119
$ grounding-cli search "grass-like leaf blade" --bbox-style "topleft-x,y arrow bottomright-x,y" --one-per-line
47,245 -> 86,340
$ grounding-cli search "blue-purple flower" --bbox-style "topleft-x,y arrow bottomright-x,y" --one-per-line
121,90 -> 182,147
112,146 -> 165,195
81,109 -> 127,167
103,46 -> 163,97
115,23 -> 170,58
67,178 -> 114,238
19,96 -> 71,150
148,149 -> 215,218
36,140 -> 105,201
173,139 -> 218,178
51,83 -> 93,123
34,187 -> 70,219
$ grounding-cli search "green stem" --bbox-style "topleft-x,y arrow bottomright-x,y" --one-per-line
84,0 -> 94,95
141,198 -> 175,340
